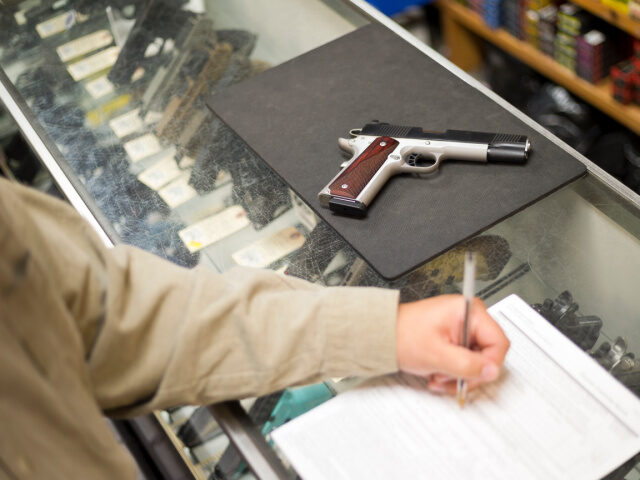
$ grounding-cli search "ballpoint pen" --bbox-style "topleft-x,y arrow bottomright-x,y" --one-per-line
457,251 -> 476,408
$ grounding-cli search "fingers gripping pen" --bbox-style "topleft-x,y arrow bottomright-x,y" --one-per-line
318,122 -> 531,217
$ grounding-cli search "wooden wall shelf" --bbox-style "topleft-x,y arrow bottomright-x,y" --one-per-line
437,0 -> 640,135
569,0 -> 640,38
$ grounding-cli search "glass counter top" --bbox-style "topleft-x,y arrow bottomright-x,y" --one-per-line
2,1 -> 640,478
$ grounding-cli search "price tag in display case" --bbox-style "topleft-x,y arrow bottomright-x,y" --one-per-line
36,10 -> 77,38
158,174 -> 198,208
179,206 -> 249,253
109,108 -> 144,138
232,227 -> 306,268
56,30 -> 113,62
124,133 -> 163,162
85,75 -> 114,99
137,155 -> 182,191
67,46 -> 120,81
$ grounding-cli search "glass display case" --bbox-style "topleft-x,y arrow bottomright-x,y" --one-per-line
2,0 -> 640,478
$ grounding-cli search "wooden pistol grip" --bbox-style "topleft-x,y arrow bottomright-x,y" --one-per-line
328,136 -> 398,200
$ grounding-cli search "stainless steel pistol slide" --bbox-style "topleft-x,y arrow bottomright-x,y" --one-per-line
318,122 -> 531,217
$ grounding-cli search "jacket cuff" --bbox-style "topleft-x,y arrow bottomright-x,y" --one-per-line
321,286 -> 400,378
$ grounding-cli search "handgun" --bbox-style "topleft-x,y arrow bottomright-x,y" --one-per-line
533,291 -> 602,351
107,0 -> 192,86
139,17 -> 216,116
318,122 -> 531,217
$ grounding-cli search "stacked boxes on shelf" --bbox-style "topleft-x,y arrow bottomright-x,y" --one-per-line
467,0 -> 482,15
576,30 -> 613,83
610,60 -> 637,103
554,4 -> 594,72
467,0 -> 502,29
601,0 -> 629,15
485,0 -> 502,28
610,43 -> 640,104
502,0 -> 523,37
538,5 -> 558,55
524,0 -> 552,49
524,9 -> 541,48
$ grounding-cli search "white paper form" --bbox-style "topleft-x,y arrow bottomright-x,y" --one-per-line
272,294 -> 640,480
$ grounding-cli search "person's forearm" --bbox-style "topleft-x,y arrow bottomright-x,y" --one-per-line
94,253 -> 399,416
1,178 -> 400,416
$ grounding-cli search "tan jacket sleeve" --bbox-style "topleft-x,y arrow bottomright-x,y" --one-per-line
4,179 -> 399,417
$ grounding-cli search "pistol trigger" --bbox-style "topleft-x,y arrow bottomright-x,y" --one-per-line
400,152 -> 440,174
406,152 -> 421,167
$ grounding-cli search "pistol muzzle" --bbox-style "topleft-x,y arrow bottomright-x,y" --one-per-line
487,137 -> 530,163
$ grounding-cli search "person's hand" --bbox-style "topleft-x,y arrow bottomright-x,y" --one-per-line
396,295 -> 510,394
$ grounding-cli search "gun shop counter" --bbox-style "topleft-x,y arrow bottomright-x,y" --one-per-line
2,0 -> 640,478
